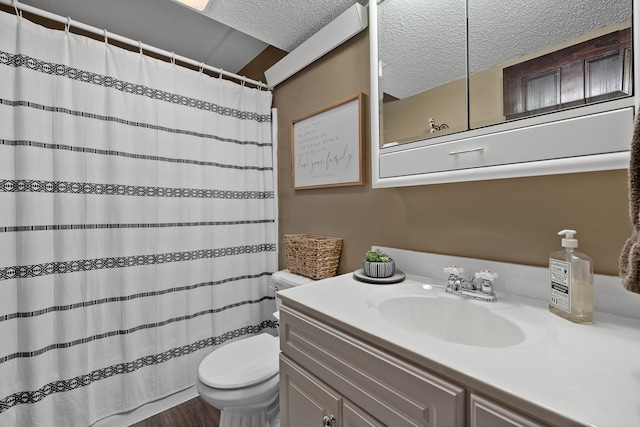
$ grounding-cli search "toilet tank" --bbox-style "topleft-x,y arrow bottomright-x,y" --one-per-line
271,269 -> 315,316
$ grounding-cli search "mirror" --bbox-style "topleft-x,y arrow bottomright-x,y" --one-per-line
377,0 -> 633,147
378,0 -> 466,146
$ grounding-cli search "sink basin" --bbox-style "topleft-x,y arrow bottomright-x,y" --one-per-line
370,290 -> 526,348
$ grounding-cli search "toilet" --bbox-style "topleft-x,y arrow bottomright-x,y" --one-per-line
196,270 -> 315,427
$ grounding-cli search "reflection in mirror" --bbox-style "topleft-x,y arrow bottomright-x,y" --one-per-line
468,0 -> 633,129
378,0 -> 466,147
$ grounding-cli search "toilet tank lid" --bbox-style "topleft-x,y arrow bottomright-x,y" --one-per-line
198,333 -> 279,389
272,269 -> 315,289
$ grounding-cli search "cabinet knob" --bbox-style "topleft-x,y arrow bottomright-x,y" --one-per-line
322,414 -> 336,426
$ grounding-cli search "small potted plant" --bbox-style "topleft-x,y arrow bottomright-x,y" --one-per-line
363,249 -> 395,278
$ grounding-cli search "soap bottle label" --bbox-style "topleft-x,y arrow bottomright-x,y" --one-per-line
550,259 -> 571,312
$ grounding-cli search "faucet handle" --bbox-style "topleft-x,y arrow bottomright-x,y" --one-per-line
475,270 -> 498,281
444,265 -> 464,277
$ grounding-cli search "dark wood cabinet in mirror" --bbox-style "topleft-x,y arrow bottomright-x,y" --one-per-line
503,29 -> 632,121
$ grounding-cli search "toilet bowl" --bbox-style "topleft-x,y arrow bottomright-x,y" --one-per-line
197,333 -> 280,427
196,270 -> 315,427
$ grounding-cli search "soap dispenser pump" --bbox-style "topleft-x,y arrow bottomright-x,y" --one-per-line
549,229 -> 594,324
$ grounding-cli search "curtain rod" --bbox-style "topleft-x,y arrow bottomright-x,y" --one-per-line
0,0 -> 270,90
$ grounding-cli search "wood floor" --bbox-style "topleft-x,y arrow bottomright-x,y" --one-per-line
130,397 -> 221,427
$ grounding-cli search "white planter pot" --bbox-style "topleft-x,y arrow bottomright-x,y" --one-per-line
363,260 -> 395,278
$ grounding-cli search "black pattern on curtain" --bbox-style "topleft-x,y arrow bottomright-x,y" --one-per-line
0,10 -> 277,426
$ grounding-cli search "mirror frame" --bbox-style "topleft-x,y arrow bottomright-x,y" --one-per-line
370,0 -> 639,188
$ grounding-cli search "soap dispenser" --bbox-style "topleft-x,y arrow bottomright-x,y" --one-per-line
549,229 -> 594,324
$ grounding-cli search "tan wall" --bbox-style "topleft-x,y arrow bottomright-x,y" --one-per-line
272,30 -> 632,277
470,68 -> 505,128
383,78 -> 467,144
382,67 -> 504,138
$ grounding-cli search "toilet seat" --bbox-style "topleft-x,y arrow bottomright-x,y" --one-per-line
198,333 -> 279,389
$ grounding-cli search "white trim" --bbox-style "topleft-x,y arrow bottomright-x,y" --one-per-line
369,0 -> 381,188
265,3 -> 368,88
374,152 -> 630,187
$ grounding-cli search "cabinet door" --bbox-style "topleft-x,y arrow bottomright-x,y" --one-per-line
281,306 -> 465,427
343,399 -> 385,427
470,393 -> 546,427
280,356 -> 341,427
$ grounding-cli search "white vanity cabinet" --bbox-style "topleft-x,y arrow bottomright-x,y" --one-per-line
279,304 -> 560,427
277,251 -> 640,426
279,305 -> 465,427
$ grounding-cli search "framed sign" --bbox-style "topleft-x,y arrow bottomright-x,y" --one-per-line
291,93 -> 365,189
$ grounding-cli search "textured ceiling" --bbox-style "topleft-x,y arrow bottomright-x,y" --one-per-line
469,0 -> 631,73
203,0 -> 366,52
379,0 -> 466,100
10,0 -> 634,97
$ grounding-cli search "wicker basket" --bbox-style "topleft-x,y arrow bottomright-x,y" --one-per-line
284,234 -> 343,280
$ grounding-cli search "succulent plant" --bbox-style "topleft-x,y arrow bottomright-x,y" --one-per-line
365,249 -> 392,262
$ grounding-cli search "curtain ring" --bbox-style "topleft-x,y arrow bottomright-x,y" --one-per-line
12,0 -> 22,19
170,52 -> 175,66
103,29 -> 108,46
65,17 -> 72,34
199,62 -> 204,75
218,69 -> 223,80
241,77 -> 246,87
139,40 -> 143,56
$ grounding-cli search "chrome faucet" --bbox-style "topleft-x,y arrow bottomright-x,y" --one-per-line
443,266 -> 498,302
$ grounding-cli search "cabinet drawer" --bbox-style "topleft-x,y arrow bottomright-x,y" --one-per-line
379,107 -> 633,178
280,306 -> 465,427
470,393 -> 548,427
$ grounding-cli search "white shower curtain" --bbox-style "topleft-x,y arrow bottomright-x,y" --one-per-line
0,10 -> 277,427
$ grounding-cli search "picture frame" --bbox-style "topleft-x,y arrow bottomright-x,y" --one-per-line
291,93 -> 365,190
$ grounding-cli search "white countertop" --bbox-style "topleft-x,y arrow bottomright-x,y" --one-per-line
278,271 -> 640,427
